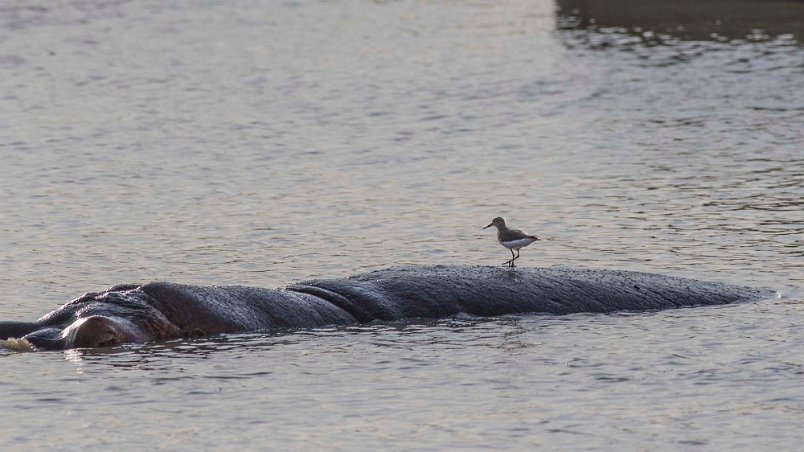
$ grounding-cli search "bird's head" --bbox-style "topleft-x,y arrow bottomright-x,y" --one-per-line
483,217 -> 506,230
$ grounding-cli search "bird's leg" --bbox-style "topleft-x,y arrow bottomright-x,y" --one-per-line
503,248 -> 515,267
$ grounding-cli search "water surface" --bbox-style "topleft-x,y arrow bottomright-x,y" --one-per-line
0,0 -> 802,449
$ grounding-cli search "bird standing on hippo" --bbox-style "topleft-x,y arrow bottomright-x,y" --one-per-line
484,217 -> 539,268
0,265 -> 771,351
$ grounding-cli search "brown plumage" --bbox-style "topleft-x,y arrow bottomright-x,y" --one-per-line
483,217 -> 539,268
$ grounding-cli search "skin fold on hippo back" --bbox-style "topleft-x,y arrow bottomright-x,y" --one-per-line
0,265 -> 773,350
3,282 -> 356,350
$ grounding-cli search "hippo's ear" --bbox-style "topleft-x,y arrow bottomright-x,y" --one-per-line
72,316 -> 122,348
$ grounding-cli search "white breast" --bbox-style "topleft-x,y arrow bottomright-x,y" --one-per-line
499,238 -> 537,250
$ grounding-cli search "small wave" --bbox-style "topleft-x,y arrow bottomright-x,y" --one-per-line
1,337 -> 34,352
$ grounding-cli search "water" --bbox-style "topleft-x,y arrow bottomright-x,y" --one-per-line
0,0 -> 802,449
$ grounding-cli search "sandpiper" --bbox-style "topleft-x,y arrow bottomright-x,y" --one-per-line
483,217 -> 539,268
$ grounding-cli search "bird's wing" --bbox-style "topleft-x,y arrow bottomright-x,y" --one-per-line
503,228 -> 535,241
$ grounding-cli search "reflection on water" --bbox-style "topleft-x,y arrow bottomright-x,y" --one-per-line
556,0 -> 804,43
55,317 -> 501,364
4,305 -> 803,449
550,1 -> 804,284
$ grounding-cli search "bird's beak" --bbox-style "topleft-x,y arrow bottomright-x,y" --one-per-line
483,223 -> 493,229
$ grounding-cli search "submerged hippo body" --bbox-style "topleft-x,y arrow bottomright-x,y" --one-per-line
0,266 -> 772,350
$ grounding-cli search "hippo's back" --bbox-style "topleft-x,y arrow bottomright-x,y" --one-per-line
290,265 -> 772,320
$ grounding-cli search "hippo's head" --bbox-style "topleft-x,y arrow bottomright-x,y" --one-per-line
22,315 -> 151,350
18,287 -> 180,351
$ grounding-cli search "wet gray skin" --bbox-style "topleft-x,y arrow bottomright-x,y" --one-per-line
0,266 -> 773,350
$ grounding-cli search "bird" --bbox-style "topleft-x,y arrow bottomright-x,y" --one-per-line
483,217 -> 539,268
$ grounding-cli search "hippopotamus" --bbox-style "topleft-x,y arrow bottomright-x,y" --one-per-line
0,266 -> 772,351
